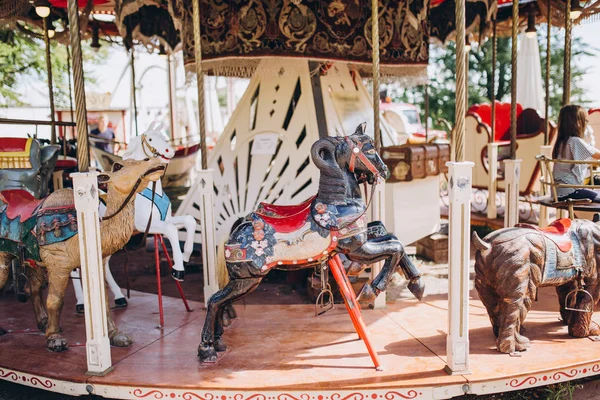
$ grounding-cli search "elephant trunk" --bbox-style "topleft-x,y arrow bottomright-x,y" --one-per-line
472,231 -> 491,254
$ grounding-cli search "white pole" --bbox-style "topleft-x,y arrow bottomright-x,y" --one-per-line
503,159 -> 522,227
370,183 -> 386,309
486,143 -> 499,220
445,161 -> 473,375
196,169 -> 219,306
72,172 -> 112,375
538,145 -> 553,227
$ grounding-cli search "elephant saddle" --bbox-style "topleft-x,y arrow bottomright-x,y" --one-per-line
516,218 -> 573,252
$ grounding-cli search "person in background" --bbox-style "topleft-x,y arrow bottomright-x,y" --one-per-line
90,113 -> 115,154
552,105 -> 600,202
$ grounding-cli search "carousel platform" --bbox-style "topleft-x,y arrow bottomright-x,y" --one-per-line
0,287 -> 599,400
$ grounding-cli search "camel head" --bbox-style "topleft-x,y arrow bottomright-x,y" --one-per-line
98,158 -> 166,196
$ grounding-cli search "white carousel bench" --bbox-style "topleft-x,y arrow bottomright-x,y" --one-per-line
465,102 -> 557,196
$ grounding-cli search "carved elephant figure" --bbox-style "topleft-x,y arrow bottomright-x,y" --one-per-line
0,138 -> 60,199
472,218 -> 600,354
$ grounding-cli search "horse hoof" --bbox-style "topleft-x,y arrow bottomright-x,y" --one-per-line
0,327 -> 6,336
408,277 -> 425,301
171,269 -> 185,282
76,304 -> 85,314
114,297 -> 128,308
214,338 -> 227,352
198,345 -> 218,363
110,331 -> 133,347
356,283 -> 377,305
47,335 -> 69,352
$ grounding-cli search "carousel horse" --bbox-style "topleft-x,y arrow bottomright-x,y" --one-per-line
198,123 -> 425,363
0,158 -> 166,351
473,218 -> 600,354
71,123 -> 197,312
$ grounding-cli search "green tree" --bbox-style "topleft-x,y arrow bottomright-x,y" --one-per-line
388,26 -> 593,128
0,23 -> 108,108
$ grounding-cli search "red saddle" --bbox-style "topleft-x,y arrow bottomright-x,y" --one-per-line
0,190 -> 44,222
516,218 -> 572,252
257,196 -> 316,234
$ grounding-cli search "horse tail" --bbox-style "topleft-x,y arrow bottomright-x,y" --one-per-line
216,217 -> 244,289
472,231 -> 492,255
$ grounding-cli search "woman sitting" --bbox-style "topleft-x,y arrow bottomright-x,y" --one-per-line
552,105 -> 600,203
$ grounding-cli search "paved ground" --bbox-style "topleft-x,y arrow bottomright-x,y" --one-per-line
0,242 -> 598,399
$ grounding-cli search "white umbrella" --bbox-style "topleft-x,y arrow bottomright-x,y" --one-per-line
516,32 -> 545,114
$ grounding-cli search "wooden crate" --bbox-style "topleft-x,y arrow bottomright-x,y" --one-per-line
416,233 -> 448,263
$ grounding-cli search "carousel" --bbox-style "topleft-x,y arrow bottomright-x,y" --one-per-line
1,0 -> 600,399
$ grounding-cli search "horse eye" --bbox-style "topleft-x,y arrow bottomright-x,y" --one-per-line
149,138 -> 152,142
144,158 -> 150,161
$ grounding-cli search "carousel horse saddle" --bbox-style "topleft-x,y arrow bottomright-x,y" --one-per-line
516,218 -> 573,253
257,195 -> 316,218
0,190 -> 44,222
256,196 -> 315,233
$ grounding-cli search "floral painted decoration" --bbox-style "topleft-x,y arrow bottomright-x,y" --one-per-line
233,215 -> 277,268
311,202 -> 339,237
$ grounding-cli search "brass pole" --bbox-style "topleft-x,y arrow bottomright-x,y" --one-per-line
67,0 -> 90,172
372,0 -> 381,151
454,0 -> 467,161
192,0 -> 208,169
491,20 -> 497,142
563,0 -> 572,106
510,0 -> 518,159
130,48 -> 139,136
425,83 -> 429,142
545,0 -> 551,144
43,17 -> 56,145
66,45 -> 75,140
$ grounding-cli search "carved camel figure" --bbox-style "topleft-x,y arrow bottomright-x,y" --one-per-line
472,218 -> 600,354
0,158 -> 166,351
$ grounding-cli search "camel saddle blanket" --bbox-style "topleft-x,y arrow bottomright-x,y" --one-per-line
36,205 -> 78,247
0,190 -> 43,264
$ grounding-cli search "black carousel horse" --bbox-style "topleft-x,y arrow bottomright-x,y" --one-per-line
198,124 -> 425,368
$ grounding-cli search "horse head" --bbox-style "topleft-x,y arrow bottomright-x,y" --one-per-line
98,158 -> 166,196
123,122 -> 174,163
310,123 -> 389,203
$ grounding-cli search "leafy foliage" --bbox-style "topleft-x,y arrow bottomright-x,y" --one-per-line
387,27 -> 594,129
0,24 -> 109,108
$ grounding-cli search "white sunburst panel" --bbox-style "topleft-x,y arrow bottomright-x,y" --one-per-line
178,58 -> 321,244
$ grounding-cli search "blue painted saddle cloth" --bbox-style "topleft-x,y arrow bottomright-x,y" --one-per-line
140,187 -> 171,221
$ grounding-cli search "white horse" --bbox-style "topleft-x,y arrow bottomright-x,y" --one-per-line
72,122 -> 197,311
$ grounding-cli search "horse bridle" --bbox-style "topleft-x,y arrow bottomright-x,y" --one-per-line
142,134 -> 163,159
345,136 -> 381,179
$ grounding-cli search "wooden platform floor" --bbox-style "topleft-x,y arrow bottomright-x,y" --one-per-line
1,286 -> 599,399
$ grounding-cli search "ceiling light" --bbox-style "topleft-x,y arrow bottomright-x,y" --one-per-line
34,0 -> 51,18
47,21 -> 55,39
571,0 -> 583,20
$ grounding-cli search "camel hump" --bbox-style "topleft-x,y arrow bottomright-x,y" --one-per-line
42,189 -> 74,208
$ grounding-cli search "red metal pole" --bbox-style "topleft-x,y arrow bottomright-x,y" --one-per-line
158,235 -> 192,312
154,235 -> 165,328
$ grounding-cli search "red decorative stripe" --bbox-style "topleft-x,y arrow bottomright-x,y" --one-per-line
277,394 -> 311,400
552,369 -> 579,380
592,364 -> 600,373
509,376 -> 538,388
0,370 -> 19,381
384,391 -> 419,399
132,389 -> 165,399
331,393 -> 365,400
29,376 -> 54,388
182,393 -> 214,400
